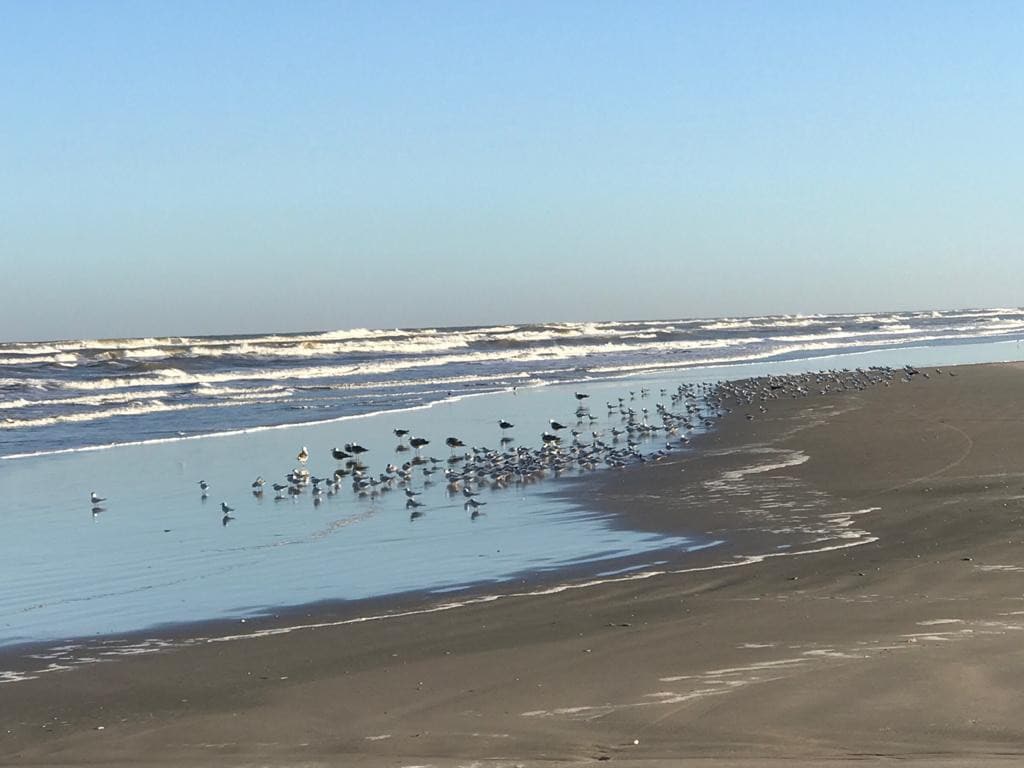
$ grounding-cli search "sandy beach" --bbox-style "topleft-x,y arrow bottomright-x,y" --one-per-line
4,361 -> 1024,766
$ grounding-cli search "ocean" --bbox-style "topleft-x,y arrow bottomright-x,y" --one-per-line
4,307 -> 1024,459
1,308 -> 1023,678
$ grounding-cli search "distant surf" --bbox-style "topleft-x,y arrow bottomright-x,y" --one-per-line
3,308 -> 1023,458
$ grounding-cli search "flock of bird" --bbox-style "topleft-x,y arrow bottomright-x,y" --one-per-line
88,366 -> 917,526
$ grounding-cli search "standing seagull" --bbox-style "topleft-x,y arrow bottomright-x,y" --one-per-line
297,446 -> 309,464
90,491 -> 106,505
498,420 -> 514,432
221,501 -> 234,515
574,392 -> 590,402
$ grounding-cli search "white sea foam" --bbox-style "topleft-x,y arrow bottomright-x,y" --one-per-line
0,394 -> 295,430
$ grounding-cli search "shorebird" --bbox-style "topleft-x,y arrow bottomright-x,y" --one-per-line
221,501 -> 234,514
394,428 -> 409,442
297,446 -> 309,463
251,476 -> 264,495
445,436 -> 465,451
331,447 -> 351,460
90,491 -> 106,505
549,419 -> 567,431
574,392 -> 589,401
345,442 -> 369,454
410,436 -> 430,451
498,419 -> 514,432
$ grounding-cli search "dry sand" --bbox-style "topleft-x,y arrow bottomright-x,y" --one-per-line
4,362 -> 1024,767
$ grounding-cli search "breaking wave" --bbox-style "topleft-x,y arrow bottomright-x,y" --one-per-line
2,307 -> 1023,457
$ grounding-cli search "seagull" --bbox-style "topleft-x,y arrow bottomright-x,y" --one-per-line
498,420 -> 514,431
549,419 -> 567,431
410,436 -> 430,451
297,446 -> 309,463
331,447 -> 351,460
574,392 -> 589,401
221,502 -> 234,514
345,442 -> 369,454
394,428 -> 409,441
90,491 -> 106,505
445,436 -> 465,450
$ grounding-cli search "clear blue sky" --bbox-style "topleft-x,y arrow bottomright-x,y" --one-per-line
2,1 -> 1022,341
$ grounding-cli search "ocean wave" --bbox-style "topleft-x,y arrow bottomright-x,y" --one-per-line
699,316 -> 822,331
10,320 -> 1018,396
0,353 -> 81,366
4,308 -> 1024,454
0,393 -> 297,430
769,325 -> 918,343
7,310 -> 1022,371
587,328 -> 1024,375
0,389 -> 180,411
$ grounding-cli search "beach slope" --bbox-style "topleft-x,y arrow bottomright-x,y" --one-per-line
4,362 -> 1024,766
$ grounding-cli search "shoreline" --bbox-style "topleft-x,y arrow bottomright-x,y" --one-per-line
5,361 -> 1024,765
0,367 -> 880,671
6,332 -> 1023,463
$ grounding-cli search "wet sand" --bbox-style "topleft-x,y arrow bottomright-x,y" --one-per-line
4,362 -> 1024,766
